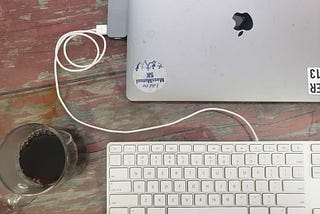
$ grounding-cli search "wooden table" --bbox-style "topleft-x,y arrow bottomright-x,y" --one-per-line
0,1 -> 320,213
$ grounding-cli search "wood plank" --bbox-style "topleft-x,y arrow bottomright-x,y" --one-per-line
0,0 -> 126,93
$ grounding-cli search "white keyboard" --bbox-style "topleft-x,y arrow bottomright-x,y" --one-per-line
106,141 -> 320,214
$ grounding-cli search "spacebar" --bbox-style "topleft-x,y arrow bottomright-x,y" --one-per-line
168,207 -> 248,214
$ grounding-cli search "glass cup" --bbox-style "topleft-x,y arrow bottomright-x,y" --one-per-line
0,123 -> 80,210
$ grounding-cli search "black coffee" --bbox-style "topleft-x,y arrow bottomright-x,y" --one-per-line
19,130 -> 66,186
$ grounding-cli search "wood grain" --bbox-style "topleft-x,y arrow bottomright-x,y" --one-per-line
1,0 -> 320,213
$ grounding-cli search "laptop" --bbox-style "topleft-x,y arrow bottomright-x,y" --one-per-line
110,0 -> 320,102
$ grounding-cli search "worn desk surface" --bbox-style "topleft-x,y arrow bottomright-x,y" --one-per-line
0,1 -> 320,213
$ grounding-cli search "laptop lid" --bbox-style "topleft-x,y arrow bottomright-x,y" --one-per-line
126,0 -> 320,102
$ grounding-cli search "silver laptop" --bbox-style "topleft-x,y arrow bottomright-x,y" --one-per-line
118,0 -> 320,102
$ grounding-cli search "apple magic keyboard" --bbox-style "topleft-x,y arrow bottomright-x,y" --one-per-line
106,141 -> 320,214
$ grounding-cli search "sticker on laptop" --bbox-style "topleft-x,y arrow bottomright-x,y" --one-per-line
308,67 -> 320,95
133,60 -> 167,93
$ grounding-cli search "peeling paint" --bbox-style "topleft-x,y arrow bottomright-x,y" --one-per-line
37,0 -> 49,9
19,13 -> 31,20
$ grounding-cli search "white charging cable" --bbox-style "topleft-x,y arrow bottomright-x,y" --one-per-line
54,26 -> 259,141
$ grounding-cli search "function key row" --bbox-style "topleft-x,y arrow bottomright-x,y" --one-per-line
109,144 -> 312,153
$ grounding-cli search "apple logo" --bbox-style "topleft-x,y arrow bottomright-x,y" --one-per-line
233,12 -> 253,37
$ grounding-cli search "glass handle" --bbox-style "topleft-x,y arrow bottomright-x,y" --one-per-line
7,194 -> 37,210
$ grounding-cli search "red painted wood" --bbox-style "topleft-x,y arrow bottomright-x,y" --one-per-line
1,0 -> 320,213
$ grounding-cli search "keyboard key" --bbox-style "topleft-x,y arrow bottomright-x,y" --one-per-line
137,154 -> 149,165
164,154 -> 175,165
283,180 -> 304,193
161,181 -> 172,192
168,194 -> 179,206
188,180 -> 200,192
195,194 -> 207,206
277,194 -> 305,206
154,194 -> 165,206
258,153 -> 271,165
191,154 -> 203,165
245,154 -> 257,165
222,145 -> 234,152
151,154 -> 162,165
266,167 -> 279,178
252,167 -> 265,178
110,195 -> 138,207
174,180 -> 186,192
312,144 -> 320,152
239,167 -> 251,178
123,145 -> 135,153
231,154 -> 244,165
222,194 -> 234,205
180,145 -> 192,152
141,194 -> 152,206
272,153 -> 285,165
109,168 -> 128,180
144,168 -> 155,179
215,180 -> 227,192
124,154 -> 135,166
313,209 -> 320,214
279,166 -> 292,178
178,154 -> 189,165
168,208 -> 247,214
110,208 -> 127,214
270,207 -> 286,214
198,168 -> 210,179
109,155 -> 121,166
109,145 -> 122,153
147,181 -> 159,192
181,194 -> 193,206
292,144 -> 304,152
204,154 -> 216,165
264,144 -> 276,152
249,194 -> 262,205
229,180 -> 241,192
138,145 -> 149,152
292,166 -> 304,178
202,180 -> 214,192
286,154 -> 304,165
278,144 -> 290,152
235,194 -> 247,206
236,144 -> 248,152
218,154 -> 230,165
249,207 -> 268,214
312,167 -> 320,178
133,181 -> 145,192
312,154 -> 320,165
208,194 -> 221,206
130,208 -> 145,214
185,168 -> 196,179
158,168 -> 169,179
171,168 -> 182,179
262,194 -> 275,205
194,144 -> 206,152
208,145 -> 220,152
250,144 -> 262,152
225,167 -> 237,179
212,167 -> 224,178
109,181 -> 131,193
166,145 -> 178,152
256,180 -> 268,192
130,168 -> 142,179
152,145 -> 163,152
287,207 -> 306,214
269,180 -> 282,192
242,180 -> 254,192
148,208 -> 165,214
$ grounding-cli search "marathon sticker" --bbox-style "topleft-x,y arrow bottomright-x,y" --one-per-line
133,60 -> 167,93
308,67 -> 320,95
